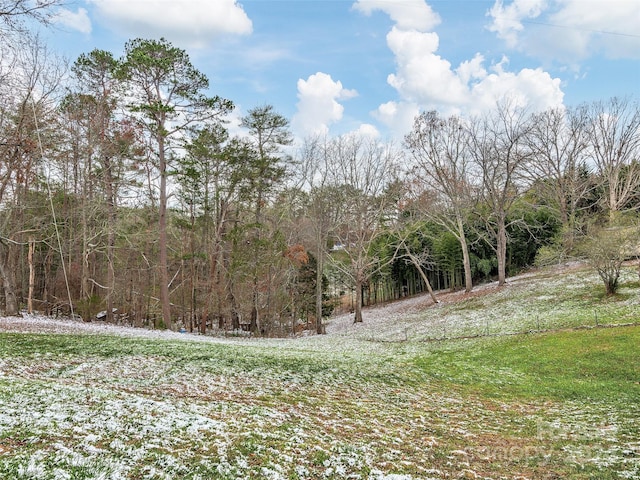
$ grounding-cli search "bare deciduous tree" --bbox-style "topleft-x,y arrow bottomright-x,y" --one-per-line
299,134 -> 346,333
0,0 -> 64,33
325,134 -> 401,323
405,111 -> 477,293
589,97 -> 640,220
468,100 -> 533,286
0,35 -> 63,315
526,105 -> 594,248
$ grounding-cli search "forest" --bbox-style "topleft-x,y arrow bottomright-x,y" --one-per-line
1,20 -> 639,337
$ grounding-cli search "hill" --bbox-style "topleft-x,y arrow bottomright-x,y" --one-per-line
0,262 -> 638,479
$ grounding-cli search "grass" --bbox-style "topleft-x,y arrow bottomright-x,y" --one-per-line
414,325 -> 640,403
343,266 -> 640,343
0,264 -> 639,479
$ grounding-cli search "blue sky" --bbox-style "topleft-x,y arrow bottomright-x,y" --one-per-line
45,0 -> 640,141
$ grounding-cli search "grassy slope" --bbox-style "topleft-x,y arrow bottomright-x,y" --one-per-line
0,265 -> 639,479
415,326 -> 640,403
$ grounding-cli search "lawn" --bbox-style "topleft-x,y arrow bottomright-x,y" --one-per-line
0,264 -> 639,479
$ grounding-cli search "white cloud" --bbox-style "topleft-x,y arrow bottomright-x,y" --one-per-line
487,0 -> 548,47
456,54 -> 488,86
352,0 -> 441,31
549,0 -> 640,59
88,0 -> 252,47
292,72 -> 358,136
469,61 -> 564,114
372,101 -> 420,138
352,123 -> 380,139
488,0 -> 640,61
356,1 -> 564,135
54,8 -> 92,34
385,27 -> 470,107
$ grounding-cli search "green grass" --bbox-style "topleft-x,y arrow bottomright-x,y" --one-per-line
1,265 -> 639,478
413,325 -> 640,403
1,326 -> 639,478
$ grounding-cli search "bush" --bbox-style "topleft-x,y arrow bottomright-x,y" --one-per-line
534,244 -> 569,267
580,224 -> 638,295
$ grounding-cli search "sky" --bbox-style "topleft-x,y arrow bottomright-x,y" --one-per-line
44,0 -> 640,142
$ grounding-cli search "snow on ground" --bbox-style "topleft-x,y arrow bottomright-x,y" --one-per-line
324,261 -> 640,343
0,262 -> 638,479
0,314 -> 230,343
0,261 -> 637,347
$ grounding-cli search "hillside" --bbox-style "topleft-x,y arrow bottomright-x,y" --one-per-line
3,261 -> 639,345
0,262 -> 638,479
324,261 -> 640,341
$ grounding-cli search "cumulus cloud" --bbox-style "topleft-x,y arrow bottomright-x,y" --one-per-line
469,60 -> 564,114
487,0 -> 548,48
54,7 -> 92,34
292,72 -> 358,136
487,0 -> 640,61
356,0 -> 564,135
352,0 -> 441,31
352,123 -> 380,139
88,0 -> 252,47
385,27 -> 470,107
372,101 -> 421,138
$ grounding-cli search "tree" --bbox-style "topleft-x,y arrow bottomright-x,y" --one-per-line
0,0 -> 64,34
68,49 -> 133,323
176,124 -> 224,332
468,101 -> 532,286
117,38 -> 233,329
239,105 -> 292,333
0,35 -> 63,315
405,111 -> 476,292
588,97 -> 640,221
325,134 -> 401,323
526,105 -> 594,249
298,135 -> 348,333
177,123 -> 255,333
582,224 -> 636,295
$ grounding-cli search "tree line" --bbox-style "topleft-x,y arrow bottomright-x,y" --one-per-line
1,24 -> 639,334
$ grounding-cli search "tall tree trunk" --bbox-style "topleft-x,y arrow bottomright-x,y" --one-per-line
250,286 -> 259,333
229,286 -> 240,330
104,156 -> 117,323
315,248 -> 325,334
80,153 -> 92,303
250,190 -> 263,335
353,274 -> 363,323
225,232 -> 241,331
105,234 -> 115,323
457,216 -> 473,293
27,238 -> 35,314
158,134 -> 172,329
205,199 -> 229,333
0,241 -> 20,316
206,243 -> 222,334
496,213 -> 507,286
81,238 -> 91,300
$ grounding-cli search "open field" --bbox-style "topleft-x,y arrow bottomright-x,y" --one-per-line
0,263 -> 639,479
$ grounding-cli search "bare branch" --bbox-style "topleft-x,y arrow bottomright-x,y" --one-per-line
0,0 -> 66,34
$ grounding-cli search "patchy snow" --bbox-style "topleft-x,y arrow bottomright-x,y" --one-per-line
0,262 -> 638,479
1,261 -> 638,350
0,314 -> 231,343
